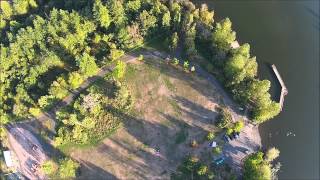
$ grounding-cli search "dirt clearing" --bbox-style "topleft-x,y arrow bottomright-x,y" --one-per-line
70,56 -> 223,179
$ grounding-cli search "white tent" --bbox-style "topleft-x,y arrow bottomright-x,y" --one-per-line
210,141 -> 217,148
3,151 -> 13,167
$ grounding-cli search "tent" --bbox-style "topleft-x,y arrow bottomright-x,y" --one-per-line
210,141 -> 217,148
3,151 -> 13,167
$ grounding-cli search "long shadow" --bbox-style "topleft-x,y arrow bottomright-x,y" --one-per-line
87,106 -> 209,178
172,95 -> 219,125
77,160 -> 118,180
142,53 -> 243,118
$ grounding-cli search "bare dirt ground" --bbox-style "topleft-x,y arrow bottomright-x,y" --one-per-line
70,56 -> 225,179
6,124 -> 48,180
71,56 -> 228,179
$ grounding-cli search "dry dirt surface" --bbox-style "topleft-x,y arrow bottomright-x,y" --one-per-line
6,124 -> 48,180
71,56 -> 226,179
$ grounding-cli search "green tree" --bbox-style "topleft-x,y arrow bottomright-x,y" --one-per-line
108,0 -> 127,28
206,132 -> 215,141
233,120 -> 244,132
212,18 -> 236,52
68,72 -> 84,89
169,32 -> 179,52
0,1 -> 13,19
162,11 -> 171,27
113,60 -> 127,79
265,147 -> 280,162
41,160 -> 58,176
93,0 -> 111,29
138,10 -> 157,35
58,158 -> 80,179
76,53 -> 98,77
243,152 -> 272,180
197,165 -> 208,176
199,4 -> 214,27
49,77 -> 69,99
126,0 -> 141,13
224,43 -> 258,85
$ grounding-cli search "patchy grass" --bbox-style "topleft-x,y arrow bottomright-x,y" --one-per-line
175,127 -> 189,144
70,56 -> 223,180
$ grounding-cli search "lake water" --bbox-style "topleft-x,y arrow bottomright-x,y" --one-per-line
195,0 -> 319,179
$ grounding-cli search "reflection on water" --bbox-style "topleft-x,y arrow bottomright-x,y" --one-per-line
194,0 -> 319,179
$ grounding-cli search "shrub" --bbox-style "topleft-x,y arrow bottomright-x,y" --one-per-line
38,95 -> 56,109
265,147 -> 280,162
41,160 -> 58,176
183,61 -> 189,71
68,72 -> 84,89
217,108 -> 232,128
138,54 -> 144,61
113,60 -> 127,79
191,139 -> 198,148
172,58 -> 179,65
234,119 -> 244,132
206,132 -> 215,141
212,146 -> 222,155
208,171 -> 215,179
29,107 -> 41,117
197,165 -> 208,176
226,128 -> 233,135
58,158 -> 80,179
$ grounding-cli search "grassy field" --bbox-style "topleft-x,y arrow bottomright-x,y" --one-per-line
68,56 -> 225,179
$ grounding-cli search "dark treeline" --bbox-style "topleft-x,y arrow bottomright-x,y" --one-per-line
0,0 -> 279,127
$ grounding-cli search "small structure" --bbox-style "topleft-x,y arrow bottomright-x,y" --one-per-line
210,141 -> 217,148
3,151 -> 14,167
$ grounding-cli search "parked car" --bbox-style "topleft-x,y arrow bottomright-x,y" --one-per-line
223,134 -> 230,142
213,157 -> 225,165
233,132 -> 240,139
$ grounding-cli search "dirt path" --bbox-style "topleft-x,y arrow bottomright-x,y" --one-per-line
6,124 -> 48,180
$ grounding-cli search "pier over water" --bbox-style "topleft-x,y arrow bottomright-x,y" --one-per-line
271,64 -> 288,111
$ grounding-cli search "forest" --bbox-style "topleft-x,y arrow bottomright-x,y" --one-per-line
1,0 -> 280,179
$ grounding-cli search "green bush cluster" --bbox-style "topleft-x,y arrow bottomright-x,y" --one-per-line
54,78 -> 132,147
243,148 -> 280,180
172,155 -> 215,180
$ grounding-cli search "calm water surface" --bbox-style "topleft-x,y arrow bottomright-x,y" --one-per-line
195,0 -> 319,179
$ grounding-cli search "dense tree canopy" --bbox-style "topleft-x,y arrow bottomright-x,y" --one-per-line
244,148 -> 280,180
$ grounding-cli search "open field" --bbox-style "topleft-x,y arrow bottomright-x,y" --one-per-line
69,56 -> 225,179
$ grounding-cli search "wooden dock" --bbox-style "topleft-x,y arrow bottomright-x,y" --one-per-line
271,64 -> 288,111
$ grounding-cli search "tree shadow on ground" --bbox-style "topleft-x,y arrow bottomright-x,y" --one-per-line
81,105 -> 211,179
77,160 -> 118,180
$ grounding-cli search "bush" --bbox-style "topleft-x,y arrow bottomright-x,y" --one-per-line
212,146 -> 222,155
183,61 -> 189,71
216,108 -> 232,128
197,165 -> 208,176
265,147 -> 280,162
138,54 -> 144,61
58,158 -> 80,179
206,132 -> 215,141
113,60 -> 127,79
68,72 -> 84,89
226,128 -> 233,135
172,58 -> 179,65
233,119 -> 244,132
29,107 -> 41,117
191,139 -> 198,148
41,160 -> 58,176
